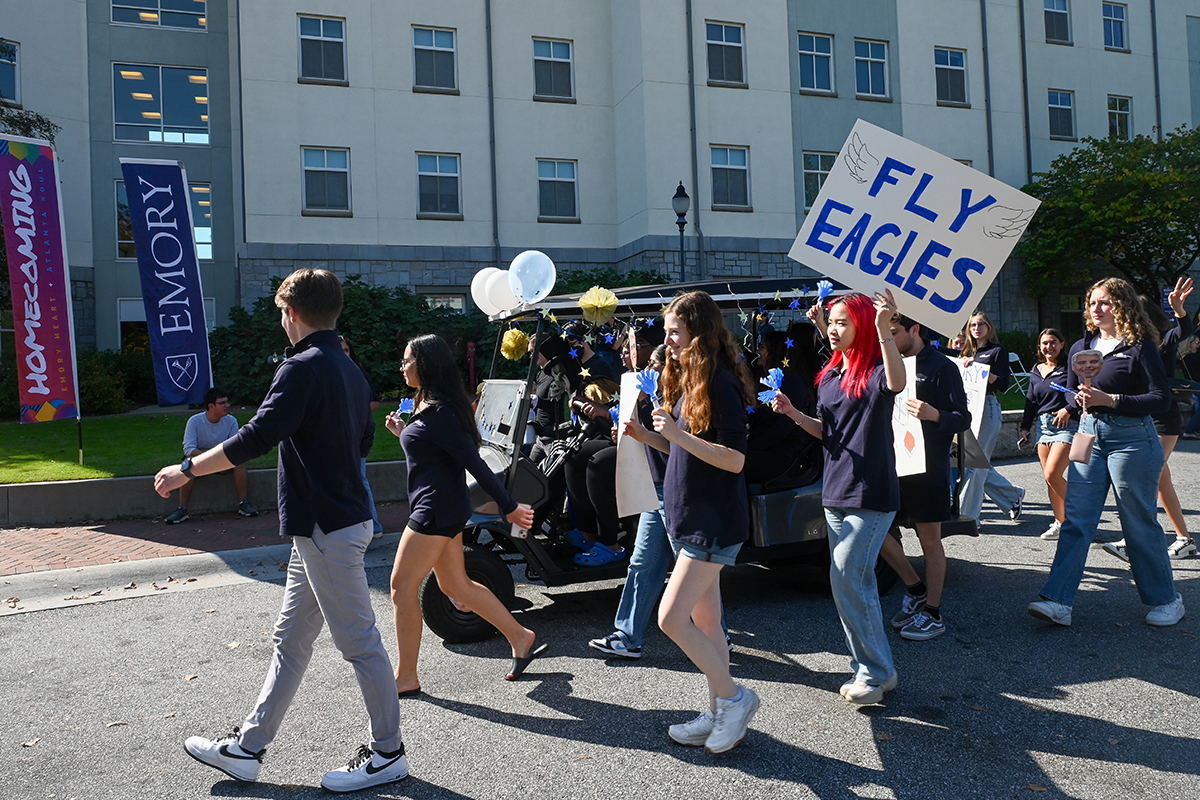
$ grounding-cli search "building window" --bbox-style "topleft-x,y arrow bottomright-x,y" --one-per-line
0,39 -> 18,107
413,27 -> 456,91
117,180 -> 213,260
711,146 -> 749,208
299,16 -> 346,83
854,39 -> 888,97
1044,0 -> 1070,43
417,153 -> 460,216
302,147 -> 350,213
706,22 -> 745,85
423,294 -> 465,312
113,64 -> 209,144
533,39 -> 573,99
798,33 -> 833,93
1048,90 -> 1074,139
537,160 -> 577,220
934,48 -> 967,105
1108,95 -> 1131,139
1103,3 -> 1126,49
112,1 -> 206,31
802,152 -> 837,210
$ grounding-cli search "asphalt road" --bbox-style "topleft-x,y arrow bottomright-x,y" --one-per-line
3,453 -> 1199,800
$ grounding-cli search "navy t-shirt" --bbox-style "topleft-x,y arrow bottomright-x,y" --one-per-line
636,396 -> 669,485
816,361 -> 900,512
663,369 -> 749,549
1021,361 -> 1072,431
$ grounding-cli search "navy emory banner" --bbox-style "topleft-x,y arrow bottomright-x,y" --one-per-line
120,159 -> 212,406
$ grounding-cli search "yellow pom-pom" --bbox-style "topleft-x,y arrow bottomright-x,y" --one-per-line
579,286 -> 619,325
501,328 -> 530,361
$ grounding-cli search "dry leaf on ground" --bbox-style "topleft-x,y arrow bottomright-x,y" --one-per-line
21,738 -> 40,747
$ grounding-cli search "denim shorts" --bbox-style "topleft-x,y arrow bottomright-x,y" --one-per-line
669,536 -> 742,566
1036,412 -> 1076,445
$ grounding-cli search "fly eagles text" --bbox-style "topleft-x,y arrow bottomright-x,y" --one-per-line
135,175 -> 197,335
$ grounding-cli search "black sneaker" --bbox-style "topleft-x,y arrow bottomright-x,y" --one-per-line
588,632 -> 642,659
237,501 -> 259,518
321,744 -> 408,793
165,507 -> 189,524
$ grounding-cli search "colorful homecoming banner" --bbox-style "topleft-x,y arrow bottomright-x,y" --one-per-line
789,120 -> 1041,337
119,159 -> 211,406
0,135 -> 80,423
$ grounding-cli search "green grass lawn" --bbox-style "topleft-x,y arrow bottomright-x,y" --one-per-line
0,406 -> 402,484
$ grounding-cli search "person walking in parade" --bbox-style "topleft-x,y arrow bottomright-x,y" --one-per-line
1018,329 -> 1077,541
771,289 -> 905,705
384,334 -> 542,693
1029,277 -> 1185,628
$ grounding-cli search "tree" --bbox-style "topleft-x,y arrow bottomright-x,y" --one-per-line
1018,125 -> 1200,297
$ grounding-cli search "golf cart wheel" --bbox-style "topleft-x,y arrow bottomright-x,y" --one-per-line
420,544 -> 516,644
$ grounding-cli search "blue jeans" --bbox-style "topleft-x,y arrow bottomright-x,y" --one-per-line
612,485 -> 673,650
1185,395 -> 1200,436
1039,414 -> 1176,607
825,507 -> 896,685
360,458 -> 383,536
961,395 -> 1023,519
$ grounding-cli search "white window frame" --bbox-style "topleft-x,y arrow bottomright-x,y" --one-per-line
532,38 -> 574,101
111,1 -> 206,31
116,180 -> 213,261
710,145 -> 750,210
797,32 -> 834,94
298,15 -> 347,84
1048,89 -> 1075,140
934,47 -> 968,106
536,159 -> 579,222
853,39 -> 888,98
1044,0 -> 1071,44
412,26 -> 457,93
416,152 -> 462,219
705,21 -> 746,87
1103,3 -> 1128,50
112,62 -> 210,145
1108,95 -> 1131,140
419,292 -> 467,312
0,39 -> 19,107
801,151 -> 837,211
301,147 -> 351,215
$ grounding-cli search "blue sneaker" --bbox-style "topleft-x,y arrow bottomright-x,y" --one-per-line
562,528 -> 590,550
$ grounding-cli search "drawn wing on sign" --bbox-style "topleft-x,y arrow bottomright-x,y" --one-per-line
843,133 -> 878,184
981,205 -> 1035,239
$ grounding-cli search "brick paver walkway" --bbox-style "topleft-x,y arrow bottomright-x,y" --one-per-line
0,501 -> 410,577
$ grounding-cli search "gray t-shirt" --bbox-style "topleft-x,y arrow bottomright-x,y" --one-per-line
183,412 -> 239,455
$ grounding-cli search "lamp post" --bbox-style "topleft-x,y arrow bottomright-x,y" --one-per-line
672,181 -> 690,283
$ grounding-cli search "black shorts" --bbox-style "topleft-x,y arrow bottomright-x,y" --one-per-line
407,518 -> 466,538
1153,402 -> 1183,437
897,470 -> 953,525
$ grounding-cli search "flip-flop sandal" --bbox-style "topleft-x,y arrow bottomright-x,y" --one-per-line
573,542 -> 625,567
505,639 -> 549,681
397,687 -> 423,699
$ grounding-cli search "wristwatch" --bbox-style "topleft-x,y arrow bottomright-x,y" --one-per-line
180,458 -> 196,480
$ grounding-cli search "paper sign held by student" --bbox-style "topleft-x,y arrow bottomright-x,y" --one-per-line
892,356 -> 926,477
789,120 -> 1040,337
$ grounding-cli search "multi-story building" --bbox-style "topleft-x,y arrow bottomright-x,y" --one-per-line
4,0 -> 1200,351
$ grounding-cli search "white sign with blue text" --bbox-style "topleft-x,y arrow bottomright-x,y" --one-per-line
789,120 -> 1040,337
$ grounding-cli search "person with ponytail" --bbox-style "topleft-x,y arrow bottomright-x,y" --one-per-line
635,291 -> 758,753
385,334 -> 543,692
771,289 -> 904,705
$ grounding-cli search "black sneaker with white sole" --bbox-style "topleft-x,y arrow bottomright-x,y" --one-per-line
183,729 -> 264,782
321,744 -> 408,793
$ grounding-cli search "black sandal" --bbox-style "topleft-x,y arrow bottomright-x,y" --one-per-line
505,639 -> 548,681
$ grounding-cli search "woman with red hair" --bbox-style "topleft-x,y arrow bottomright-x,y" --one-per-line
772,290 -> 904,705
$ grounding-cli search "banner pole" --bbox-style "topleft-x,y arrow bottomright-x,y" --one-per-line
77,417 -> 84,465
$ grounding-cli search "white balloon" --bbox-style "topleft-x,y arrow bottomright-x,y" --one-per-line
507,250 -> 557,304
471,268 -> 503,315
486,269 -> 521,312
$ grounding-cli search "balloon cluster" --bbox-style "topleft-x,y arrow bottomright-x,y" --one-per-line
470,250 -> 557,316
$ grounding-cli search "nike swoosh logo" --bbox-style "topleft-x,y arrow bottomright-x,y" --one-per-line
364,753 -> 404,775
218,745 -> 259,761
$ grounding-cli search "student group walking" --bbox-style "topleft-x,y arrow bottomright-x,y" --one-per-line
153,269 -> 1192,791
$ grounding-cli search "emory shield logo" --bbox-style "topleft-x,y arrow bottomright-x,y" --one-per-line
166,354 -> 198,391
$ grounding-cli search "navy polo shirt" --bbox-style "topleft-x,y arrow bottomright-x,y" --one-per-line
816,361 -> 900,513
663,369 -> 749,549
971,341 -> 1010,394
636,397 -> 669,485
1021,362 -> 1072,431
1066,336 -> 1169,418
401,403 -> 518,532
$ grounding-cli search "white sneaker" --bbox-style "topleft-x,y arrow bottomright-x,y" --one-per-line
668,709 -> 715,746
1101,540 -> 1129,563
183,730 -> 263,782
1040,521 -> 1061,541
705,686 -> 761,753
1028,600 -> 1072,626
841,672 -> 899,705
1167,537 -> 1197,559
1146,593 -> 1186,627
321,744 -> 408,793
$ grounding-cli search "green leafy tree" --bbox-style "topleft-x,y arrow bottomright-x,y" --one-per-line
1018,125 -> 1200,297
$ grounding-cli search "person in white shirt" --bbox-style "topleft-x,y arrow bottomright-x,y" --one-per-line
165,387 -> 258,523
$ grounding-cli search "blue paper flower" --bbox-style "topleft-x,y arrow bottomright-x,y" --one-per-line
756,368 -> 784,404
397,398 -> 415,415
817,279 -> 834,302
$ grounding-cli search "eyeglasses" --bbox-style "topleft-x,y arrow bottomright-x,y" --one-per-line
215,400 -> 231,406
401,357 -> 416,367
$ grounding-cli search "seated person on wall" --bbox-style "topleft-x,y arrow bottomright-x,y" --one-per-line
164,387 -> 259,524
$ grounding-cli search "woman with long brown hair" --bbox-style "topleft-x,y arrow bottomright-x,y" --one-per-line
1029,278 -> 1184,627
635,291 -> 758,753
1018,329 -> 1076,540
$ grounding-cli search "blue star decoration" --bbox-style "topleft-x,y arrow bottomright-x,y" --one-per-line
645,318 -> 655,326
746,405 -> 755,414
785,337 -> 794,349
605,333 -> 614,344
788,298 -> 801,310
569,347 -> 579,359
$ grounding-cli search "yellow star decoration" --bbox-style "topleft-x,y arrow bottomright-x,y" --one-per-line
580,367 -> 591,378
773,290 -> 782,301
547,312 -> 558,323
791,287 -> 802,296
559,331 -> 568,339
782,357 -> 790,367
